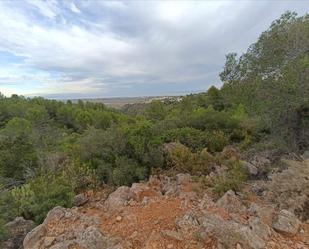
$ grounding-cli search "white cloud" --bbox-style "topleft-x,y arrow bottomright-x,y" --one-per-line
70,2 -> 81,14
25,0 -> 59,18
0,0 -> 308,97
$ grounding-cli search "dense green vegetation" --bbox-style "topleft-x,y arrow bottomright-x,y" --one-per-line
0,11 -> 308,238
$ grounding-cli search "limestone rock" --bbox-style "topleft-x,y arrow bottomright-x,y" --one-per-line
244,162 -> 258,176
198,193 -> 215,210
176,173 -> 191,185
272,209 -> 301,236
175,212 -> 200,231
129,183 -> 161,202
250,155 -> 271,175
216,190 -> 246,214
248,203 -> 275,225
162,176 -> 179,197
161,230 -> 183,241
3,217 -> 35,249
104,186 -> 130,210
73,193 -> 89,207
23,206 -> 122,249
199,212 -> 266,249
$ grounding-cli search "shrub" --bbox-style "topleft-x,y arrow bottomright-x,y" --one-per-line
11,173 -> 74,224
0,218 -> 8,243
167,143 -> 214,175
145,100 -> 167,121
205,130 -> 229,152
161,127 -> 208,151
213,161 -> 248,195
189,106 -> 238,131
64,161 -> 99,192
0,189 -> 18,223
0,118 -> 37,180
112,156 -> 147,186
167,143 -> 194,173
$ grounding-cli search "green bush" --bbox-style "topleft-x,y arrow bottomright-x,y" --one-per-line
205,130 -> 229,152
112,156 -> 147,186
64,161 -> 99,192
161,127 -> 208,151
0,118 -> 38,179
167,143 -> 193,173
11,173 -> 74,224
167,143 -> 214,175
0,218 -> 8,243
213,161 -> 248,195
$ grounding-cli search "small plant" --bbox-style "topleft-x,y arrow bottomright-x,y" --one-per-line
0,218 -> 8,242
167,143 -> 215,175
213,161 -> 248,195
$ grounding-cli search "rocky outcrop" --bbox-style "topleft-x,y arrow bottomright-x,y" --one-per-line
129,183 -> 161,202
266,159 -> 309,221
244,161 -> 258,176
199,212 -> 268,249
3,217 -> 34,249
23,207 -> 122,249
216,190 -> 246,214
104,186 -> 130,211
272,209 -> 301,236
73,193 -> 89,207
22,160 -> 309,249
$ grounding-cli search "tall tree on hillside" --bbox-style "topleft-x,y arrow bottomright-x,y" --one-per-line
220,11 -> 309,151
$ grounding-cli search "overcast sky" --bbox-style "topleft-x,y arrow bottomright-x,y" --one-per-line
0,1 -> 308,98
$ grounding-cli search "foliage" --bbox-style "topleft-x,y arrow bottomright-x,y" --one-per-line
167,143 -> 214,175
145,100 -> 167,121
220,11 -> 309,151
112,156 -> 147,186
11,172 -> 74,224
0,218 -> 8,243
213,161 -> 248,195
0,118 -> 37,179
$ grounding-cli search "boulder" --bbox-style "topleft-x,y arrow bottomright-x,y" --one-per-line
147,175 -> 163,192
23,206 -> 122,249
161,176 -> 179,197
199,212 -> 266,249
73,193 -> 89,207
248,203 -> 275,225
175,173 -> 191,185
244,162 -> 258,176
216,190 -> 246,214
175,212 -> 200,231
198,193 -> 215,210
129,183 -> 161,202
272,209 -> 301,236
104,186 -> 130,210
3,217 -> 35,249
250,155 -> 271,175
161,230 -> 183,241
248,217 -> 272,240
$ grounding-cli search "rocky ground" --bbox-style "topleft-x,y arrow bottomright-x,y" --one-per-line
17,158 -> 309,249
4,158 -> 309,249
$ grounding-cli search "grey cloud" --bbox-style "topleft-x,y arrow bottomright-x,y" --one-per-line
0,1 -> 308,97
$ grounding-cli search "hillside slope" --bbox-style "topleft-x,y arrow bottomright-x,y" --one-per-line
20,159 -> 309,249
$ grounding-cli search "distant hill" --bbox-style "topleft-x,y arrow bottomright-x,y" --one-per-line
70,96 -> 183,109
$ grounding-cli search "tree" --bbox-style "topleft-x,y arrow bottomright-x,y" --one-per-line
219,52 -> 239,83
145,100 -> 167,121
220,11 -> 309,151
0,118 -> 37,180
